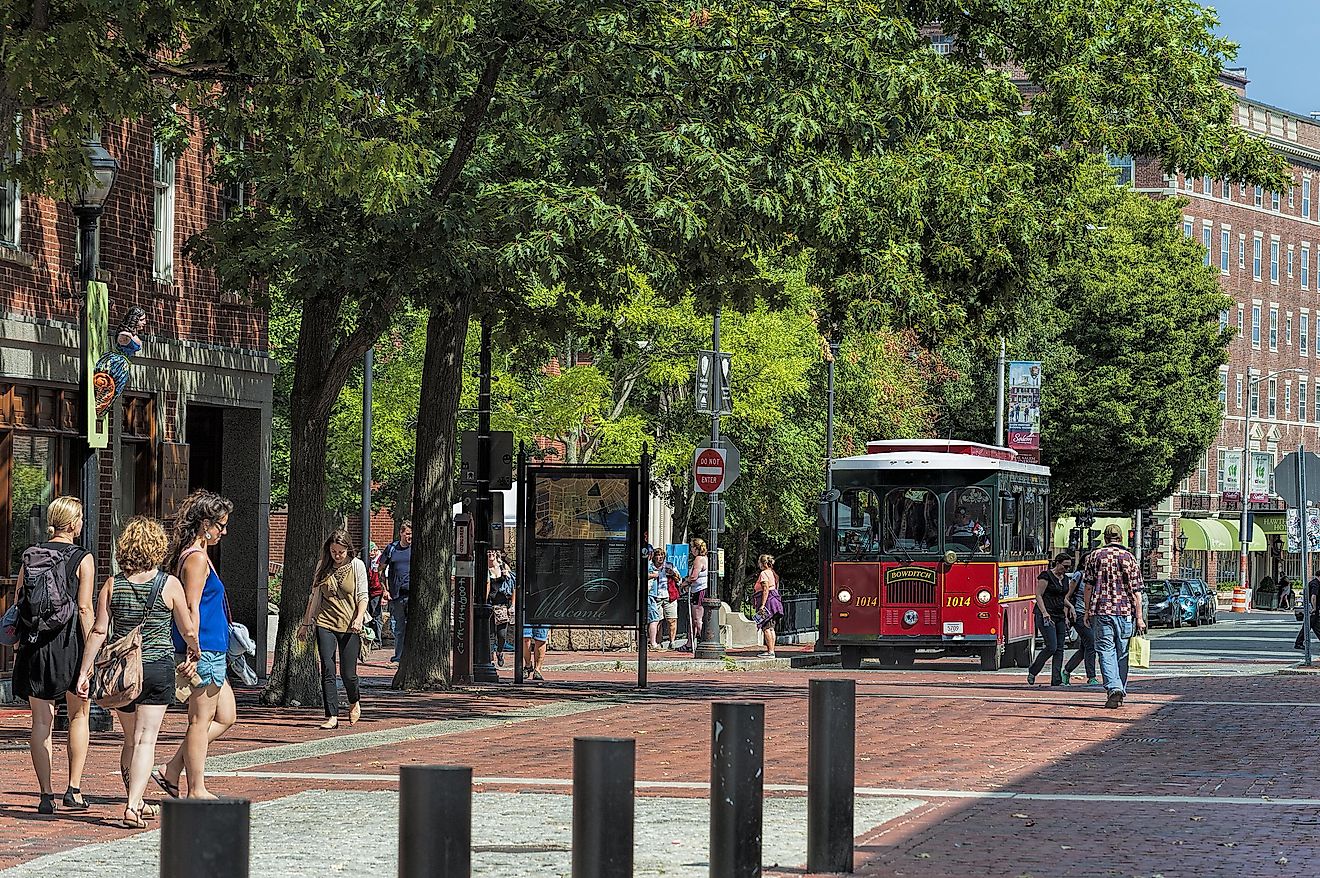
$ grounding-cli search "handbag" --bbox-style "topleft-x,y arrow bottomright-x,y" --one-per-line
1129,634 -> 1151,669
90,571 -> 167,709
492,604 -> 511,625
0,603 -> 18,646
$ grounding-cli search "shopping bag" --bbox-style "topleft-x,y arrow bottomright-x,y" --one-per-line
1129,635 -> 1150,669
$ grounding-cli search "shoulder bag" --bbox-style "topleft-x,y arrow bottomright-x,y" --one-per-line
90,571 -> 167,709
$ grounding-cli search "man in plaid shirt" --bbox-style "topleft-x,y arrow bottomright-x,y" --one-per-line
1083,524 -> 1146,708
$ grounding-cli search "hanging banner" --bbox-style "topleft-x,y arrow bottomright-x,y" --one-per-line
1249,451 -> 1272,503
1007,361 -> 1042,458
84,281 -> 110,449
1286,507 -> 1320,553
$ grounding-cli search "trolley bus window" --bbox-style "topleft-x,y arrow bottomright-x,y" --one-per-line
945,486 -> 992,554
883,488 -> 940,553
835,488 -> 881,557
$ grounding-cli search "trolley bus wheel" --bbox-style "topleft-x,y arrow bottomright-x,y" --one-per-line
840,647 -> 862,670
980,643 -> 1004,671
1008,638 -> 1034,668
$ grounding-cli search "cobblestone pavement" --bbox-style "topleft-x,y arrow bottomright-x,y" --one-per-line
1,642 -> 1318,877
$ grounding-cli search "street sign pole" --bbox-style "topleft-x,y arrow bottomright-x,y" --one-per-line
1301,445 -> 1313,667
696,301 -> 725,661
471,319 -> 499,683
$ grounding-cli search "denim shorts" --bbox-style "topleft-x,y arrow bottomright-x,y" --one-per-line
523,626 -> 550,642
195,650 -> 228,688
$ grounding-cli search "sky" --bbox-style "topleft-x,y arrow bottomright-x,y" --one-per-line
1205,1 -> 1320,113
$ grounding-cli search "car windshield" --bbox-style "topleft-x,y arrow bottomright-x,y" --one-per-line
1147,582 -> 1171,599
883,487 -> 940,553
944,486 -> 993,554
835,487 -> 882,558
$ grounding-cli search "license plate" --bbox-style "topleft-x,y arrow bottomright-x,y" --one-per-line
943,622 -> 964,635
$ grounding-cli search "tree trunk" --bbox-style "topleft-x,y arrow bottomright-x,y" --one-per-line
394,294 -> 471,690
732,528 -> 753,612
262,289 -> 391,706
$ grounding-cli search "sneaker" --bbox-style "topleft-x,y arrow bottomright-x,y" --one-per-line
1060,675 -> 1072,686
757,651 -> 776,658
1026,673 -> 1037,685
497,652 -> 505,667
1087,678 -> 1101,686
1104,689 -> 1125,709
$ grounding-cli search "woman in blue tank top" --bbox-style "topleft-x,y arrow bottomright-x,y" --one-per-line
151,491 -> 237,800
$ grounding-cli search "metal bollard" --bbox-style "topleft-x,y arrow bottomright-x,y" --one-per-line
572,737 -> 635,878
399,766 -> 472,878
807,678 -> 855,873
710,702 -> 765,878
160,798 -> 250,878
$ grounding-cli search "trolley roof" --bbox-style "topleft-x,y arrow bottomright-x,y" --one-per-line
833,440 -> 1050,477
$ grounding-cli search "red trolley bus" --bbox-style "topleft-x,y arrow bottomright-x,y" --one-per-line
822,440 -> 1050,670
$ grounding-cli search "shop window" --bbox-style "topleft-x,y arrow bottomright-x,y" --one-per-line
5,433 -> 78,576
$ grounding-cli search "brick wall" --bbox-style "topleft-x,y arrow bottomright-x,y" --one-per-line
1,116 -> 265,352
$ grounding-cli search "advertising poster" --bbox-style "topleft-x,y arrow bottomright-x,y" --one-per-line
524,469 -> 641,627
1249,452 -> 1272,503
1286,507 -> 1320,554
1007,361 -> 1042,456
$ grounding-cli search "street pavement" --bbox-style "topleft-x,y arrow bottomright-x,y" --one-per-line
0,613 -> 1316,878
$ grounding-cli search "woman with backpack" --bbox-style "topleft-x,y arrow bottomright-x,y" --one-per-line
152,490 -> 237,800
754,554 -> 785,659
76,517 -> 199,828
12,496 -> 97,814
298,528 -> 369,729
490,550 -> 515,667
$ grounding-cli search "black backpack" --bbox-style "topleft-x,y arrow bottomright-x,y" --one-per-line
17,543 -> 80,643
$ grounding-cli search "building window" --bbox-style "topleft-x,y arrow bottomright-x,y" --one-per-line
1290,187 -> 1296,210
1239,235 -> 1246,270
1303,380 -> 1310,421
0,120 -> 18,249
929,35 -> 954,54
1254,235 -> 1262,280
1271,239 -> 1280,283
1250,382 -> 1260,417
1288,246 -> 1295,278
1222,179 -> 1232,200
1203,225 -> 1213,267
1183,216 -> 1194,239
1219,372 -> 1228,410
1315,384 -> 1320,423
1184,174 -> 1194,192
1304,246 -> 1311,289
1218,449 -> 1231,493
1303,313 -> 1310,356
1221,229 -> 1231,274
1269,378 -> 1277,418
1305,178 -> 1312,218
1203,175 -> 1212,194
1287,314 -> 1293,347
1272,190 -> 1281,211
1286,383 -> 1293,415
1252,304 -> 1262,348
1255,185 -> 1264,207
152,140 -> 176,282
1236,375 -> 1243,409
1270,306 -> 1279,351
1107,154 -> 1134,186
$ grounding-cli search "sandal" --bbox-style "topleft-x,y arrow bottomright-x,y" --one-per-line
37,793 -> 55,815
121,806 -> 147,829
319,717 -> 339,730
62,787 -> 89,810
151,766 -> 181,799
348,702 -> 361,725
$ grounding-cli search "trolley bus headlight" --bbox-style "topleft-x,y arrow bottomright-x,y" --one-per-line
975,589 -> 992,605
837,590 -> 852,604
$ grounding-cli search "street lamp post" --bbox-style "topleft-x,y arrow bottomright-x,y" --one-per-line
1237,367 -> 1304,612
70,136 -> 118,558
1177,531 -> 1189,578
695,301 -> 725,661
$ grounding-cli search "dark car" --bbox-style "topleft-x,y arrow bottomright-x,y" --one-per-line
1145,580 -> 1198,628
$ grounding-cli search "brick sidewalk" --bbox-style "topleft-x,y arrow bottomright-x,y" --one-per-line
2,661 -> 1318,876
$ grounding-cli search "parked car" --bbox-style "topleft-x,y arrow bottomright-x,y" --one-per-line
1145,580 -> 1198,627
1185,579 -> 1216,625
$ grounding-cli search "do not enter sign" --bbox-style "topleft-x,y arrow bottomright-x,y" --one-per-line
694,447 -> 728,493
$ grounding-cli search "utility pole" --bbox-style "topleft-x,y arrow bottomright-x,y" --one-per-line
472,319 -> 499,682
695,300 -> 726,661
995,337 -> 1006,447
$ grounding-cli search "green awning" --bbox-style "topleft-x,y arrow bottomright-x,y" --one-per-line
1052,516 -> 1133,549
1254,513 -> 1288,535
1219,519 -> 1267,552
1179,517 -> 1234,552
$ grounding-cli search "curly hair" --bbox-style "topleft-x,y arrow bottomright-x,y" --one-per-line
117,516 -> 169,575
167,490 -> 235,573
313,528 -> 356,586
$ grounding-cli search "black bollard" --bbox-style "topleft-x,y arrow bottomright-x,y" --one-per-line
399,766 -> 472,878
160,798 -> 249,878
572,737 -> 635,878
710,702 -> 765,878
807,678 -> 855,873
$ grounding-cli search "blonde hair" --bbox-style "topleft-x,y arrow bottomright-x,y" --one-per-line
758,553 -> 776,569
116,517 -> 169,575
46,496 -> 83,538
692,538 -> 708,556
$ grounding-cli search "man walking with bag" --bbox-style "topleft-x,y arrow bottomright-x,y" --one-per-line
1083,524 -> 1145,709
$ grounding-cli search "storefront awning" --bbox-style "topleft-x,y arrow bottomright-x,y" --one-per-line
1052,516 -> 1133,549
1179,517 -> 1234,552
1218,519 -> 1267,552
1254,513 -> 1288,535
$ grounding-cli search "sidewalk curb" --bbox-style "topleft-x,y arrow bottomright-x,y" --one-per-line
549,657 -> 794,672
1277,663 -> 1320,675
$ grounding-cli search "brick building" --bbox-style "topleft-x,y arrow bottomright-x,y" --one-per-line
1135,69 -> 1320,593
0,118 -> 275,687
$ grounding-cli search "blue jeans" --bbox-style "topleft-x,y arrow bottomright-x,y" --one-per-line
1065,614 -> 1097,680
1091,615 -> 1133,695
1028,610 -> 1067,684
390,594 -> 408,660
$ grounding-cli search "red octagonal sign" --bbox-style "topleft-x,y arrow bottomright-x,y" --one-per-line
694,447 -> 727,493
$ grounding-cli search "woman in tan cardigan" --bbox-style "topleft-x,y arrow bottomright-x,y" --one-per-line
299,529 -> 368,729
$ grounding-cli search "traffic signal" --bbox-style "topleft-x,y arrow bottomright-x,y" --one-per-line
1068,527 -> 1082,550
1128,528 -> 1136,550
1087,529 -> 1100,550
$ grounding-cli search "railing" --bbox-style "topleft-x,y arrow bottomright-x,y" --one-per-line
1218,496 -> 1286,512
1180,493 -> 1214,512
776,594 -> 818,635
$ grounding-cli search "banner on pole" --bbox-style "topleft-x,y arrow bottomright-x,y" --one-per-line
1249,451 -> 1272,503
1006,361 -> 1042,455
1287,507 -> 1320,554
